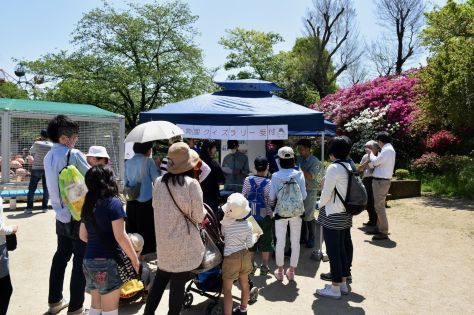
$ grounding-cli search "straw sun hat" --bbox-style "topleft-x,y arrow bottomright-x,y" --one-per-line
167,142 -> 200,174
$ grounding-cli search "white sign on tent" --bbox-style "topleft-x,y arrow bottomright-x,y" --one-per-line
177,124 -> 288,140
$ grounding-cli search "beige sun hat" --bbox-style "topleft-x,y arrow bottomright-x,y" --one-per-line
167,142 -> 200,174
221,193 -> 251,225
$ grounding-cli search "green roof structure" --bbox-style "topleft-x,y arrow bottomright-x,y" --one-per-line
0,98 -> 122,118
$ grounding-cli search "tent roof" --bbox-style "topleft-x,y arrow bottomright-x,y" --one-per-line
140,88 -> 335,136
0,98 -> 123,118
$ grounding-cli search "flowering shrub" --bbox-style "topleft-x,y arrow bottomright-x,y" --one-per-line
411,153 -> 469,175
425,130 -> 460,154
411,152 -> 441,174
312,74 -> 420,133
343,106 -> 400,155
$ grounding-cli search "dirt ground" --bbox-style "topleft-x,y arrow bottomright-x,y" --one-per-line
4,196 -> 474,315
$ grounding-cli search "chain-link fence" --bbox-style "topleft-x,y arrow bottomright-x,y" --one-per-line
1,112 -> 124,187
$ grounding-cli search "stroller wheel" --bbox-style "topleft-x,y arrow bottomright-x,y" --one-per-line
207,303 -> 223,315
249,287 -> 259,304
183,292 -> 193,308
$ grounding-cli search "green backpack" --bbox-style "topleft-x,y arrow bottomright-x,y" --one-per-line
58,151 -> 88,221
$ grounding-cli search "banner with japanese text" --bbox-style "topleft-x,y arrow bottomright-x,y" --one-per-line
177,124 -> 288,140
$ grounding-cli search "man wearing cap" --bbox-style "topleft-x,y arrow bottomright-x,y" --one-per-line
296,139 -> 324,248
25,129 -> 53,214
222,140 -> 250,192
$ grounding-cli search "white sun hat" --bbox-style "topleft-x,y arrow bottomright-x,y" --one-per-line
86,146 -> 110,159
220,193 -> 251,226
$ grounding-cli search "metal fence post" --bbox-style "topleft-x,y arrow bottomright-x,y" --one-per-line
1,111 -> 11,184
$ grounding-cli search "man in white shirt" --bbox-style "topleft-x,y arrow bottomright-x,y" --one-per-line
361,132 -> 396,240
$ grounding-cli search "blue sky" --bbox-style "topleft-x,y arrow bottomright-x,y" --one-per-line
0,0 -> 445,82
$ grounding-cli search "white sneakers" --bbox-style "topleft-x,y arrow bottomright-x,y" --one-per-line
48,299 -> 69,314
315,283 -> 350,299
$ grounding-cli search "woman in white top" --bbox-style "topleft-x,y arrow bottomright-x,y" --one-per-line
357,140 -> 380,227
0,197 -> 18,315
270,147 -> 307,282
316,137 -> 352,300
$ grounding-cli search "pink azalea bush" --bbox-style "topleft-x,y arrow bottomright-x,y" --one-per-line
311,73 -> 421,159
312,73 -> 420,134
425,130 -> 460,154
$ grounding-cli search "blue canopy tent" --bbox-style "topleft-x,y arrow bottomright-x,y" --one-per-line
140,79 -> 335,135
140,79 -> 336,160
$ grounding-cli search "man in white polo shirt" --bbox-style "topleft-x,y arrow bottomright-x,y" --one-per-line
362,132 -> 396,240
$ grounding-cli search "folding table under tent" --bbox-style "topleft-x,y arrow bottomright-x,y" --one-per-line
140,79 -> 336,162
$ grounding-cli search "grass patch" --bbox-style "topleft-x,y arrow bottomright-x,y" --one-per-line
421,174 -> 474,199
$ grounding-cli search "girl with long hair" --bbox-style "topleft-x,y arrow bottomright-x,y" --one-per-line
79,166 -> 139,315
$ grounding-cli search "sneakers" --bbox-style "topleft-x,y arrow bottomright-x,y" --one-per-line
232,305 -> 247,314
316,284 -> 341,300
285,268 -> 295,281
260,265 -> 270,276
250,262 -> 258,275
372,233 -> 389,240
274,268 -> 284,281
67,308 -> 89,315
320,272 -> 352,284
24,208 -> 33,214
42,208 -> 48,213
340,283 -> 350,295
48,299 -> 69,314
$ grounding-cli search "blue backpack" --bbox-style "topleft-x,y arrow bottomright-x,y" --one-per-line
248,176 -> 270,221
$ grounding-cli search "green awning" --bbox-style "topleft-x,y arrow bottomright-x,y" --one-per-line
0,98 -> 122,118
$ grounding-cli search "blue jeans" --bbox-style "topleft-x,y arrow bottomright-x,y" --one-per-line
323,227 -> 351,283
27,169 -> 49,209
83,259 -> 122,295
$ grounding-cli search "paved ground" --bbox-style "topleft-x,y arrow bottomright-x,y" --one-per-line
4,196 -> 474,314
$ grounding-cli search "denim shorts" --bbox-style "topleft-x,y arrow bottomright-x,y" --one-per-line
83,258 -> 122,294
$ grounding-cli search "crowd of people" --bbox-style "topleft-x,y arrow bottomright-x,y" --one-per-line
0,113 -> 397,315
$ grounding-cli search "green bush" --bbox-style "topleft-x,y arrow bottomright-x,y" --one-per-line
420,157 -> 474,199
395,169 -> 410,179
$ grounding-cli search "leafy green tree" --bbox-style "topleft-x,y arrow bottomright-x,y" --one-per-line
219,28 -> 284,80
25,1 -> 212,129
419,0 -> 474,132
0,82 -> 28,99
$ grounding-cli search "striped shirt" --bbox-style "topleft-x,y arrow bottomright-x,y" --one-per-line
221,220 -> 256,256
242,175 -> 273,216
317,206 -> 352,230
30,140 -> 53,170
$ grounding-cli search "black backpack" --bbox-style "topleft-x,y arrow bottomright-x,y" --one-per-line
334,161 -> 368,215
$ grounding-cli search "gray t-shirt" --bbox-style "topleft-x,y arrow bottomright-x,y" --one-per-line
30,140 -> 53,170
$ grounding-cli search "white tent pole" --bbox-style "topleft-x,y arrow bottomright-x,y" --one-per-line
1,112 -> 11,184
321,131 -> 325,164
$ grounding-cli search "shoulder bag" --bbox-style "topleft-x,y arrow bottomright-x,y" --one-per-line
165,181 -> 222,274
124,157 -> 148,201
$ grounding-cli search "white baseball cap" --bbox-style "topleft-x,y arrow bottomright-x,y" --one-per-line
277,146 -> 295,159
128,233 -> 144,253
86,146 -> 110,159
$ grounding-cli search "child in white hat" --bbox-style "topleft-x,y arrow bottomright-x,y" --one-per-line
220,193 -> 259,315
86,146 -> 110,167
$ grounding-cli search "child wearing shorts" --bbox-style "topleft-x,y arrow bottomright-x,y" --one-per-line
220,193 -> 258,315
242,156 -> 274,276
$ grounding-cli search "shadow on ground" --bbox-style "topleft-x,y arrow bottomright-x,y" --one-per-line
312,291 -> 366,315
420,196 -> 474,212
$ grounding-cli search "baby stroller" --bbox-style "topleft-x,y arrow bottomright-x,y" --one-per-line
183,205 -> 259,315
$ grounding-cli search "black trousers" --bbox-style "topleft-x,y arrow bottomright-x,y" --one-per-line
48,220 -> 86,312
126,199 -> 156,255
345,227 -> 353,274
0,275 -> 12,315
323,227 -> 351,283
144,269 -> 191,315
363,177 -> 378,224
